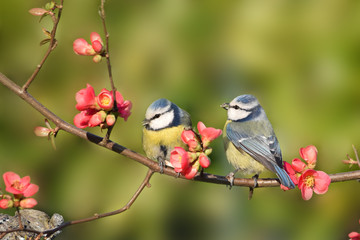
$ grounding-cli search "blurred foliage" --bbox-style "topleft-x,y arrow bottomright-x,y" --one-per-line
1,0 -> 360,239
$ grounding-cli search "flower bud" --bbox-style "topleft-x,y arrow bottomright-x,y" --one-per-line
73,38 -> 95,56
0,199 -> 13,209
29,8 -> 48,16
89,110 -> 107,127
20,198 -> 38,209
34,126 -> 51,137
106,113 -> 116,126
92,54 -> 102,63
199,153 -> 211,168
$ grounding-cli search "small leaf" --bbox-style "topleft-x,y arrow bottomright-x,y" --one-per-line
42,27 -> 51,38
29,8 -> 48,16
40,38 -> 51,46
50,134 -> 57,150
45,1 -> 56,10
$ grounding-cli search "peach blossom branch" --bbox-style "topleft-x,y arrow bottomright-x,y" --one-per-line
22,0 -> 64,91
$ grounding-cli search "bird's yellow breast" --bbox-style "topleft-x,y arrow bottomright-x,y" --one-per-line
142,125 -> 187,161
223,120 -> 266,176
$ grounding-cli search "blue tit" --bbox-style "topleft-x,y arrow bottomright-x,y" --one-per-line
142,98 -> 192,172
221,94 -> 295,189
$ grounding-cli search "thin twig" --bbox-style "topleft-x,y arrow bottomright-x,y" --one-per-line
23,169 -> 154,237
22,0 -> 64,91
352,144 -> 360,168
99,0 -> 117,142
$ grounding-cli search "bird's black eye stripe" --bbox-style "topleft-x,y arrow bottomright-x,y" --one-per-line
152,113 -> 161,120
230,105 -> 251,112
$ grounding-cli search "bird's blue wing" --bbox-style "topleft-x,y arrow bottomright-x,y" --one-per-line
226,121 -> 295,188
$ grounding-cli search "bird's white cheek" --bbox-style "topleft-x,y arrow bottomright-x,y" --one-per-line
228,108 -> 251,121
150,111 -> 174,130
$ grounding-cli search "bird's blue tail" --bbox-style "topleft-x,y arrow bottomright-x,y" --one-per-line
274,165 -> 295,189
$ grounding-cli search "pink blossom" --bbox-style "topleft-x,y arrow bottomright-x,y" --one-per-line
106,114 -> 116,126
19,198 -> 38,209
170,147 -> 190,173
90,32 -> 103,49
283,161 -> 300,185
298,169 -> 331,200
97,88 -> 114,111
197,121 -> 222,147
0,199 -> 13,209
181,130 -> 201,152
114,91 -> 132,121
199,153 -> 211,168
183,161 -> 200,179
89,111 -> 107,127
349,232 -> 360,240
300,145 -> 317,169
74,109 -> 97,128
75,84 -> 97,111
291,158 -> 307,172
73,38 -> 96,56
3,172 -> 39,197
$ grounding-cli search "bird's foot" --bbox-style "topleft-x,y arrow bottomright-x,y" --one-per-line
158,159 -> 165,174
226,172 -> 235,189
248,174 -> 259,200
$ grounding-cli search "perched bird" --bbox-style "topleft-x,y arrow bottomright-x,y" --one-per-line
142,98 -> 192,172
221,94 -> 295,190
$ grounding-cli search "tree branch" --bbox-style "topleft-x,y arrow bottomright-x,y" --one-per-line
1,71 -> 359,189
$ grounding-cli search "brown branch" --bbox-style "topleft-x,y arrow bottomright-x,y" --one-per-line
22,0 -> 64,91
1,71 -> 360,189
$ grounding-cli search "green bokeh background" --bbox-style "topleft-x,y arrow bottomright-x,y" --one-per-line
1,0 -> 360,239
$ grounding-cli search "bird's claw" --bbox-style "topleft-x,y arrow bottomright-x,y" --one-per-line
226,172 -> 235,189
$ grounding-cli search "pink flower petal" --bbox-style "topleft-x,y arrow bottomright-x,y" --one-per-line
75,84 -> 96,111
170,147 -> 190,172
90,32 -> 103,44
73,38 -> 95,56
199,153 -> 211,168
3,172 -> 20,188
300,145 -> 317,168
183,162 -> 199,179
301,185 -> 313,201
23,183 -> 39,197
291,158 -> 306,172
313,171 -> 331,194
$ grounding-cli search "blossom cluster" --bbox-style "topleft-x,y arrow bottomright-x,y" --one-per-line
282,145 -> 331,200
0,172 -> 39,209
73,32 -> 104,63
170,122 -> 222,179
74,84 -> 132,129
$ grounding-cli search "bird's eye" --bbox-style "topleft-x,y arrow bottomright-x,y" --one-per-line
233,105 -> 240,110
154,114 -> 161,119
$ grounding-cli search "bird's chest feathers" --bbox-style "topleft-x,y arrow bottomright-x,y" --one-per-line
143,125 -> 186,160
143,126 -> 184,146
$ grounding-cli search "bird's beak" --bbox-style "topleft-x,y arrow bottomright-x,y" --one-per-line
220,103 -> 229,110
142,119 -> 149,126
